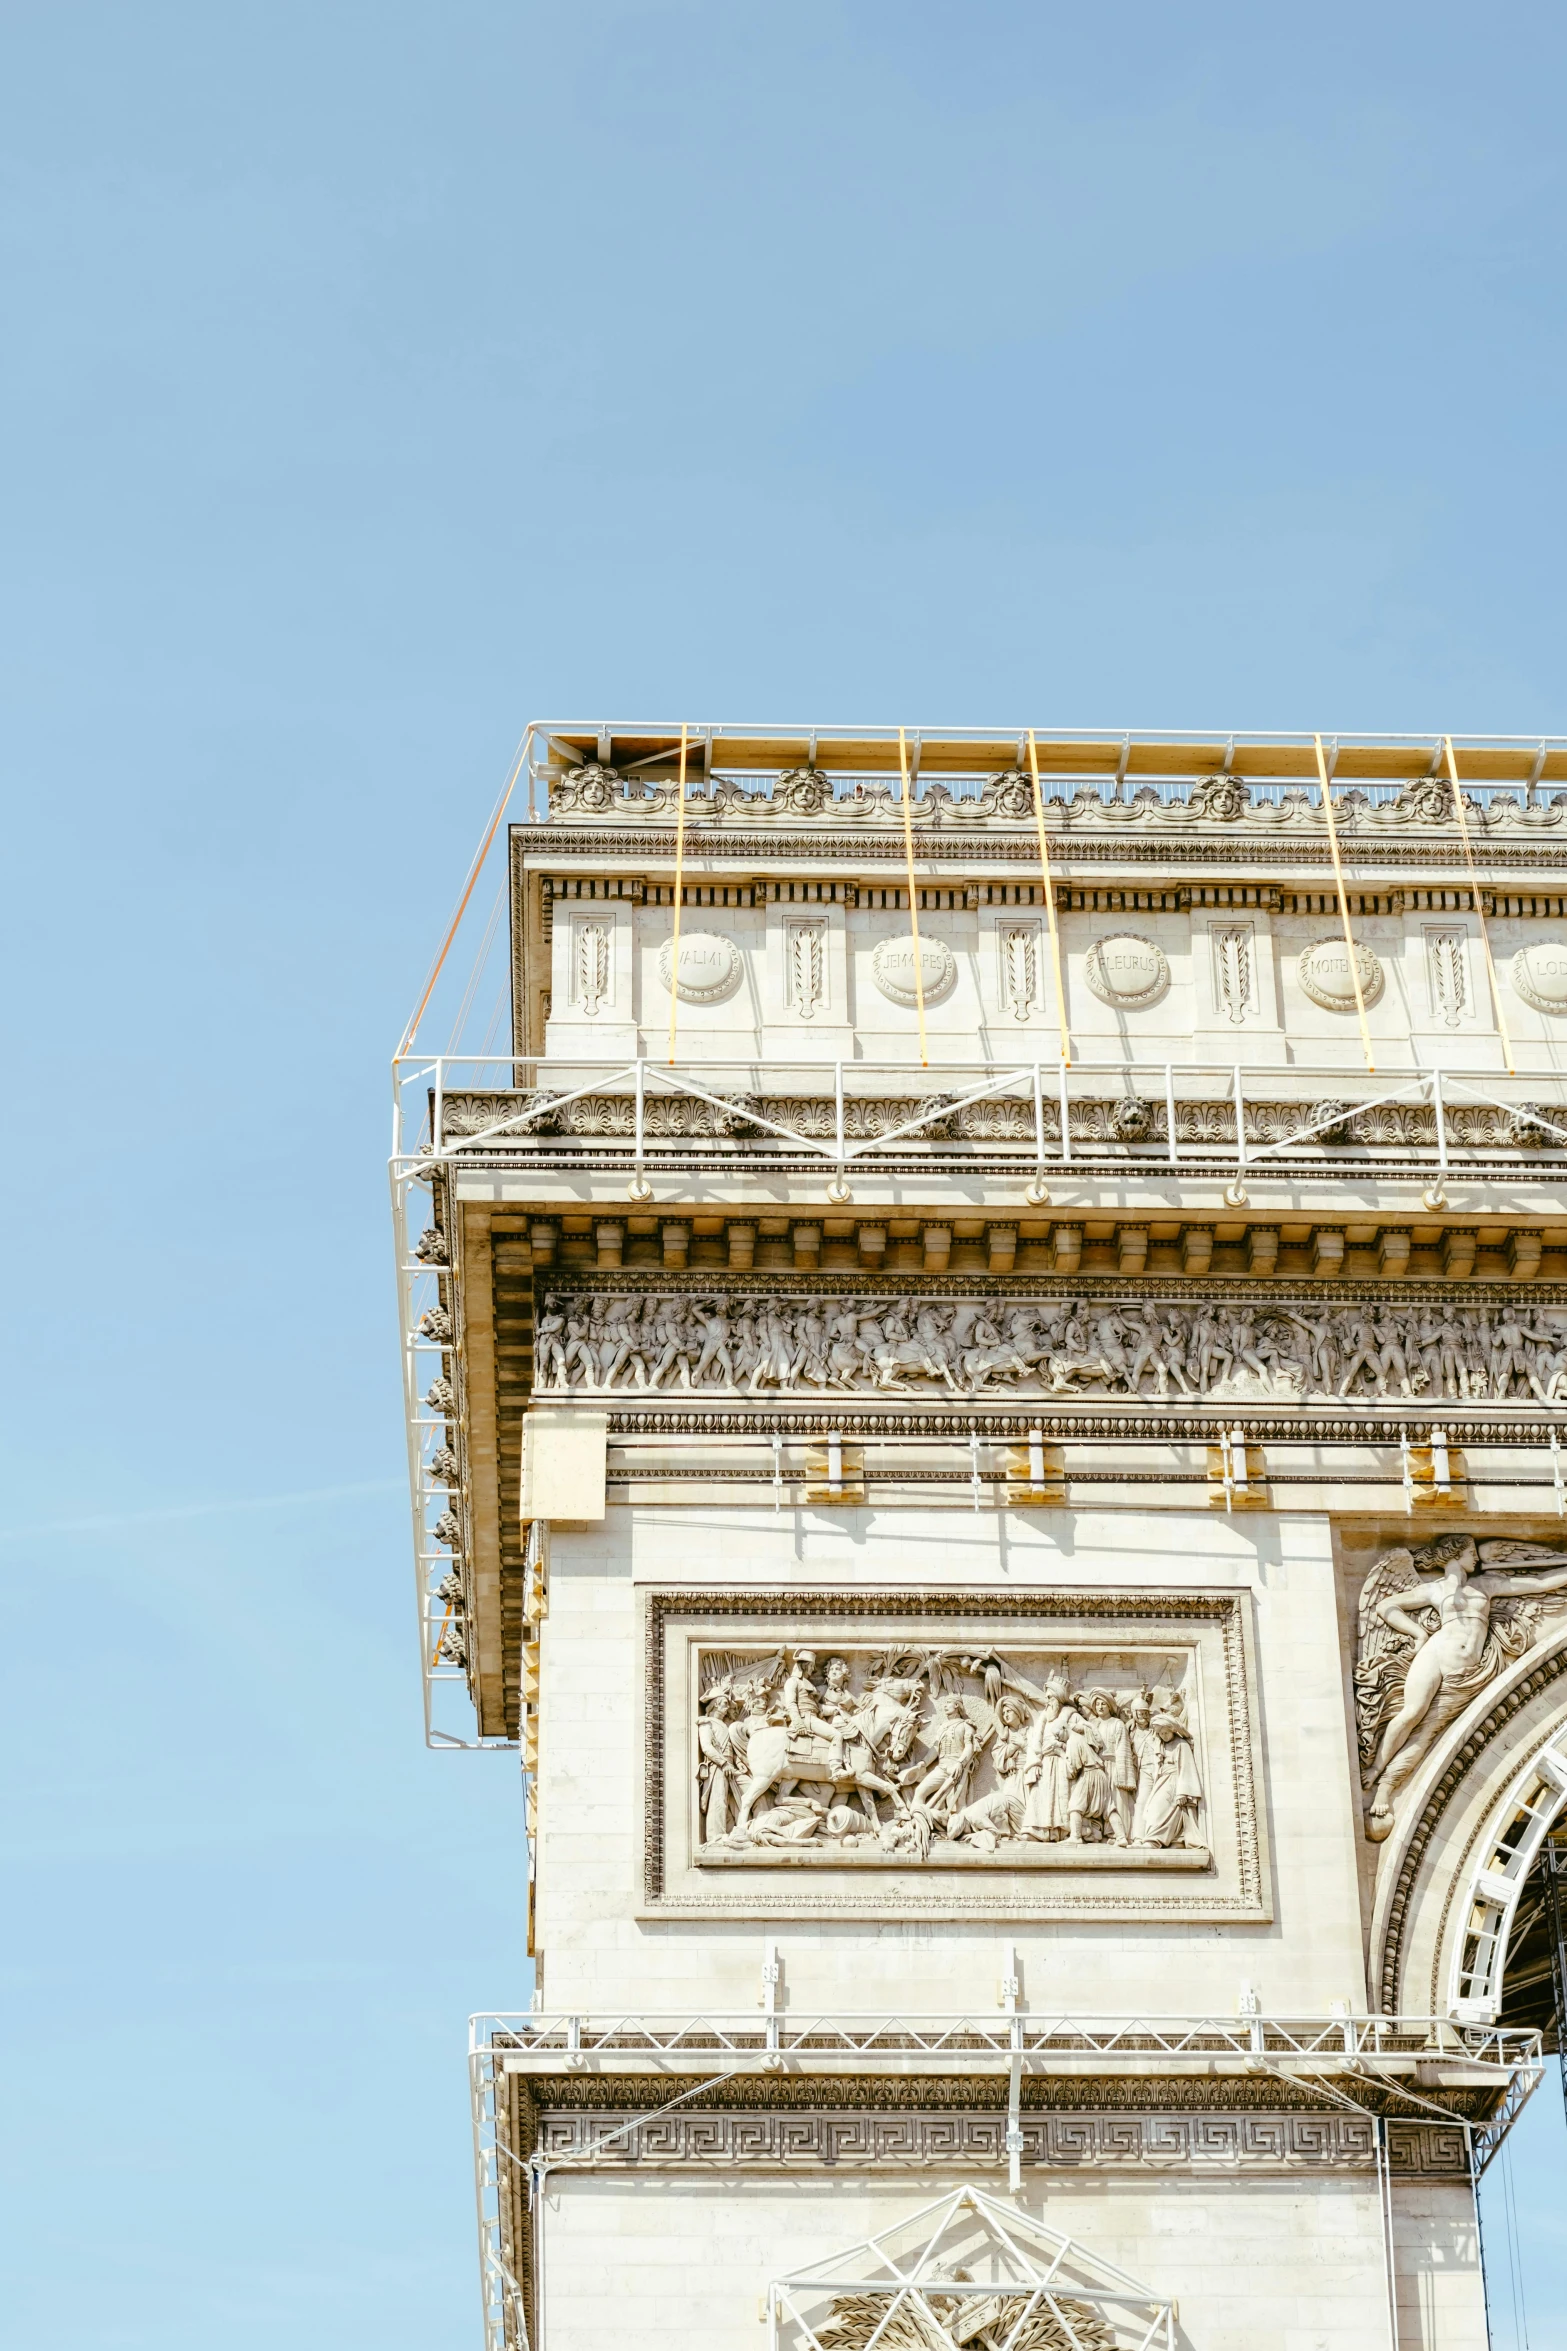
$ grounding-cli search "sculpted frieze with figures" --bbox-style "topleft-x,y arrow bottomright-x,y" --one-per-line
645,1592 -> 1266,1921
537,1289 -> 1567,1405
693,1642 -> 1207,1870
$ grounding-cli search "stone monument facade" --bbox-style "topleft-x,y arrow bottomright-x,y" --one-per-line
394,725 -> 1567,2351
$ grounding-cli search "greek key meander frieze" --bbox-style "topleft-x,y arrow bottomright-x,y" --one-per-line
443,1088 -> 1560,1154
533,2111 -> 1470,2175
645,1592 -> 1264,1921
1354,1536 -> 1567,1843
539,1290 -> 1567,1404
694,1640 -> 1207,1870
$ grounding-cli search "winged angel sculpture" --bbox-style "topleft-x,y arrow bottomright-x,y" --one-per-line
1356,1535 -> 1567,1839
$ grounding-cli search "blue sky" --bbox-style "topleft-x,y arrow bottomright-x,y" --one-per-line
4,3 -> 1565,2344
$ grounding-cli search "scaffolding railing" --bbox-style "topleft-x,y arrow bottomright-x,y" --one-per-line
477,2005 -> 1540,2070
390,1050 -> 1567,1744
389,1131 -> 514,1751
468,2007 -> 1544,2351
401,1050 -> 1567,1199
520,721 -> 1567,819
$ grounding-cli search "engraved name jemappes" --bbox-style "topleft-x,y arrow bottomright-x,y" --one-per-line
693,1644 -> 1207,1869
536,1291 -> 1567,1402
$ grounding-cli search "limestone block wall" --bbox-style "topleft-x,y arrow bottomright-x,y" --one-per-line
542,888 -> 1567,1074
531,1507 -> 1367,2018
533,2171 -> 1482,2351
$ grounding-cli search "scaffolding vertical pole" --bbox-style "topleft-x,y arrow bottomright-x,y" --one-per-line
1546,1833 -> 1567,2131
1025,728 -> 1070,1066
1315,733 -> 1376,1076
1001,1944 -> 1024,2194
835,1057 -> 846,1198
631,1056 -> 649,1202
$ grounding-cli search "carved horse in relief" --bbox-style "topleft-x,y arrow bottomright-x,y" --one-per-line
728,1678 -> 927,1836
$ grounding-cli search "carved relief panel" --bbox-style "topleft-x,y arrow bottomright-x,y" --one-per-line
545,899 -> 637,1049
1422,925 -> 1474,1030
996,918 -> 1045,1023
694,1638 -> 1208,1869
784,918 -> 828,1020
570,915 -> 613,1016
536,1289 -> 1567,1406
644,1589 -> 1268,1920
1210,923 -> 1255,1025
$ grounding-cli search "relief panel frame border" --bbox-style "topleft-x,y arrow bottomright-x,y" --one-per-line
638,1586 -> 1270,1924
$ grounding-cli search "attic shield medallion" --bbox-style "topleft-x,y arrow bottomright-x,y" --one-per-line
1298,936 -> 1385,1012
872,933 -> 957,1008
1084,934 -> 1169,1009
657,930 -> 742,1002
1511,938 -> 1567,1013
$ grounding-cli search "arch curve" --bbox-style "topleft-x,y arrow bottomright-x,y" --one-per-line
1447,1730 -> 1567,2018
1370,1626 -> 1567,2016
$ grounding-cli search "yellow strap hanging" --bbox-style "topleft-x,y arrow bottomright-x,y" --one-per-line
666,724 -> 690,1065
1443,738 -> 1515,1074
897,726 -> 929,1067
1315,733 -> 1375,1075
1025,730 -> 1070,1066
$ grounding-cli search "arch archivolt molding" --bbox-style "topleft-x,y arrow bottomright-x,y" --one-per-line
1443,1725 -> 1567,2017
1369,1625 -> 1567,2015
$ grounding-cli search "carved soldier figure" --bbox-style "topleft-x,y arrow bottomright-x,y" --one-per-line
912,1302 -> 959,1386
1221,1309 -> 1271,1390
1184,1305 -> 1228,1394
817,1654 -> 859,1777
535,1309 -> 569,1389
1020,1691 -> 1072,1840
748,1299 -> 795,1391
690,1297 -> 734,1388
648,1296 -> 697,1390
1529,1319 -> 1567,1402
563,1312 -> 598,1389
1127,1692 -> 1163,1842
1489,1306 -> 1533,1400
989,1695 -> 1031,1791
1281,1307 -> 1338,1398
908,1695 -> 984,1823
1336,1309 -> 1384,1397
1459,1309 -> 1491,1398
779,1650 -> 828,1748
1373,1307 -> 1416,1399
697,1683 -> 740,1841
1137,1707 -> 1204,1847
593,1297 -> 637,1388
1124,1303 -> 1176,1398
1003,1305 -> 1045,1368
789,1301 -> 829,1387
729,1304 -> 763,1387
1414,1306 -> 1445,1400
1434,1307 -> 1469,1401
1062,1711 -> 1113,1843
824,1305 -> 869,1390
1083,1689 -> 1136,1845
